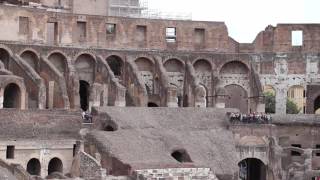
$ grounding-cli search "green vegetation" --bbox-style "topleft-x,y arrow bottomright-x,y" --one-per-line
264,92 -> 300,114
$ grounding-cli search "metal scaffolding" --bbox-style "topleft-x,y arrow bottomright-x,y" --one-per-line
108,0 -> 192,20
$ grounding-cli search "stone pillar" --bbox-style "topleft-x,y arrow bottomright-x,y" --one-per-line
48,81 -> 54,109
167,87 -> 178,107
275,86 -> 287,114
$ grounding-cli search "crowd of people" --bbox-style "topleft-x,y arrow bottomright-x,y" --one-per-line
229,112 -> 272,124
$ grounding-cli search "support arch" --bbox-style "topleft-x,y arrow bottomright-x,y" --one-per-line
3,83 -> 21,108
0,48 -> 11,69
48,52 -> 68,75
263,85 -> 276,114
193,59 -> 212,72
225,84 -> 248,113
20,50 -> 39,72
238,158 -> 266,180
220,61 -> 249,75
135,57 -> 155,95
26,158 -> 41,176
106,55 -> 124,77
48,157 -> 63,175
287,85 -> 305,114
314,96 -> 320,114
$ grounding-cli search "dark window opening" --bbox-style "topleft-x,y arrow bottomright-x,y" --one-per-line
3,83 -> 21,108
27,158 -> 41,176
291,144 -> 302,156
73,144 -> 77,157
79,80 -> 90,111
48,158 -> 63,175
177,95 -> 182,107
148,102 -> 158,107
6,146 -> 14,159
106,56 -> 123,77
316,145 -> 320,156
171,149 -> 192,163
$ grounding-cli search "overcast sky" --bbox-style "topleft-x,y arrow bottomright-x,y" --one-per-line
147,0 -> 320,43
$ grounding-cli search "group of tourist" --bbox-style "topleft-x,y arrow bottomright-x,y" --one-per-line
229,112 -> 272,124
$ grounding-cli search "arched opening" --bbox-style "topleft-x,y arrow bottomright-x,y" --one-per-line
238,158 -> 266,180
103,120 -> 118,131
225,84 -> 248,113
48,158 -> 63,175
164,59 -> 184,73
106,55 -> 123,77
314,96 -> 320,114
20,50 -> 39,72
220,61 -> 249,74
75,54 -> 95,84
287,85 -> 305,114
165,59 -> 184,107
148,102 -> 158,107
27,158 -> 41,176
0,48 -> 10,69
193,59 -> 211,72
263,85 -> 276,114
48,53 -> 68,75
135,58 -> 154,95
3,83 -> 21,108
79,80 -> 90,111
171,149 -> 192,163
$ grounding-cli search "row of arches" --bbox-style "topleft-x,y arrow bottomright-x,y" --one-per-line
26,157 -> 63,176
0,44 -> 252,110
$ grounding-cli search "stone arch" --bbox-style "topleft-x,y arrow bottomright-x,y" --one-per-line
238,158 -> 266,180
48,52 -> 68,74
106,55 -> 124,77
225,84 -> 248,113
135,57 -> 155,95
193,59 -> 212,72
0,48 -> 11,69
26,158 -> 41,176
3,83 -> 21,108
135,57 -> 154,72
220,61 -> 249,74
196,84 -> 207,107
20,50 -> 40,72
314,96 -> 320,114
171,149 -> 192,163
287,85 -> 305,114
163,58 -> 184,73
148,102 -> 159,107
75,54 -> 96,84
48,157 -> 63,175
263,85 -> 276,114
